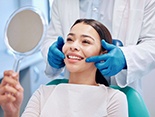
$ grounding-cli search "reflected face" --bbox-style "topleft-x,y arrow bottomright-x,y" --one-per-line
62,22 -> 102,73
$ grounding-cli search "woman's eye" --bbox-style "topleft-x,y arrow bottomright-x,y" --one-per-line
83,40 -> 90,44
66,38 -> 73,42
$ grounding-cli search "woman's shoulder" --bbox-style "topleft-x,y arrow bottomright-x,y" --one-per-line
100,84 -> 126,100
35,84 -> 57,97
101,85 -> 128,116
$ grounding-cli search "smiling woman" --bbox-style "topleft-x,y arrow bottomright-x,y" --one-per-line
63,19 -> 112,86
0,19 -> 128,117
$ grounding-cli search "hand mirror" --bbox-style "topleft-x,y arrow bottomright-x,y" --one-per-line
4,7 -> 47,72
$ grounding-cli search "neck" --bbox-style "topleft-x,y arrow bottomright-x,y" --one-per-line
69,69 -> 97,86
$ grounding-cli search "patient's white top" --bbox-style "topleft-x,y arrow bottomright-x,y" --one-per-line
21,84 -> 128,117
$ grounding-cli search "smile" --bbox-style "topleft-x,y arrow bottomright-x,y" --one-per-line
67,55 -> 84,60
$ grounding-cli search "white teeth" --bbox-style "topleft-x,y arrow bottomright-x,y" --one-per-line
68,55 -> 81,60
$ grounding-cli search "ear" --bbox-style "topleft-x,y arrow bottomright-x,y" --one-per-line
100,50 -> 107,55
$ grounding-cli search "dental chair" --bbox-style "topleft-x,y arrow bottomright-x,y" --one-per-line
47,79 -> 150,117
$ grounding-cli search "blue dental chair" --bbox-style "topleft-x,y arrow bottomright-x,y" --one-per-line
47,79 -> 150,117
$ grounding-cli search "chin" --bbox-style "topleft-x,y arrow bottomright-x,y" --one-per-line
66,65 -> 81,73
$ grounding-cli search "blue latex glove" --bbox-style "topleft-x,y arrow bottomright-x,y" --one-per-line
86,40 -> 126,76
48,36 -> 65,69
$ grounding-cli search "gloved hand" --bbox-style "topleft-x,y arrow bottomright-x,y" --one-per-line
86,40 -> 126,76
48,36 -> 65,69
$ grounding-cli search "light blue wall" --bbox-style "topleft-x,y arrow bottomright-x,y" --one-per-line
32,0 -> 49,23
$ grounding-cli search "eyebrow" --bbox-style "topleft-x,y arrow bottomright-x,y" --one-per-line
67,33 -> 95,41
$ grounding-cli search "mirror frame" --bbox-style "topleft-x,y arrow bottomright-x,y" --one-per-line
4,6 -> 47,56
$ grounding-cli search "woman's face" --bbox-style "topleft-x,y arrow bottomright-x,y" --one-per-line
62,22 -> 102,73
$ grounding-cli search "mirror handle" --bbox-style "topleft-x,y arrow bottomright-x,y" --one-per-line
13,57 -> 23,72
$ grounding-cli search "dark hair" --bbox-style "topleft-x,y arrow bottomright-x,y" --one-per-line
71,19 -> 112,86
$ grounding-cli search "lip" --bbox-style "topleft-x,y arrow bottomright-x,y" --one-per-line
66,52 -> 84,63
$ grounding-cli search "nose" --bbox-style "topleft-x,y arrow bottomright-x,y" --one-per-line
70,41 -> 80,51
